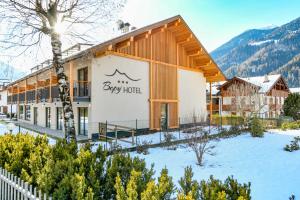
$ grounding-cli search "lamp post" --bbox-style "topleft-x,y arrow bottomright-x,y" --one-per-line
6,122 -> 15,134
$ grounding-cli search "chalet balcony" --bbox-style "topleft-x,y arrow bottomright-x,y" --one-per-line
269,104 -> 282,111
73,81 -> 91,102
207,104 -> 220,111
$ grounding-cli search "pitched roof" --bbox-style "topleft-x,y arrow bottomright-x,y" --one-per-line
290,87 -> 300,93
8,15 -> 226,87
239,74 -> 281,93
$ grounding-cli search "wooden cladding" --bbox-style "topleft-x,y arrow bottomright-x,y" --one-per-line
116,29 -> 187,66
152,63 -> 177,100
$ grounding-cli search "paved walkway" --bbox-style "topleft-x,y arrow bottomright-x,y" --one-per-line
13,121 -> 89,142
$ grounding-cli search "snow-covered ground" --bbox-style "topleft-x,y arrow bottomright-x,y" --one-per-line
132,130 -> 300,200
0,121 -> 56,145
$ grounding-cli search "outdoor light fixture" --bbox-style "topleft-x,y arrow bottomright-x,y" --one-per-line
6,123 -> 15,134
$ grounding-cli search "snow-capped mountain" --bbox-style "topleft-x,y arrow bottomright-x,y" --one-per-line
211,16 -> 300,87
0,61 -> 26,82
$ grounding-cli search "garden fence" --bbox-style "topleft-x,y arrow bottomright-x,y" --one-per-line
0,167 -> 51,200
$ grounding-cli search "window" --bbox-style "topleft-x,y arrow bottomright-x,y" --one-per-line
19,105 -> 24,119
25,105 -> 31,121
78,107 -> 88,135
46,107 -> 51,128
57,107 -> 63,130
77,67 -> 88,97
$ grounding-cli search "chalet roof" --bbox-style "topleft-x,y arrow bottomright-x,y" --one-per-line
7,15 -> 226,87
239,74 -> 281,93
290,87 -> 300,93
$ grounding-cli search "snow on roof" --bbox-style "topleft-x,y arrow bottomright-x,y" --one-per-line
290,87 -> 300,93
238,74 -> 281,93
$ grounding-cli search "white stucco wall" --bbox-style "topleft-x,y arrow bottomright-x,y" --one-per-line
178,69 -> 207,123
90,55 -> 149,134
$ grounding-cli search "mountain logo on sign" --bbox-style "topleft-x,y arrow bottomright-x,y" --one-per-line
105,69 -> 141,81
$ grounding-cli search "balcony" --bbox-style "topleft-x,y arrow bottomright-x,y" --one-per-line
207,104 -> 220,111
26,90 -> 36,103
73,81 -> 91,102
269,104 -> 282,111
37,87 -> 50,102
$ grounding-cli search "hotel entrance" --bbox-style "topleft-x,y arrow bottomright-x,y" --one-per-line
78,107 -> 88,135
160,103 -> 169,130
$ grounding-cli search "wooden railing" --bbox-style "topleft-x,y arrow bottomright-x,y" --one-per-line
0,167 -> 52,199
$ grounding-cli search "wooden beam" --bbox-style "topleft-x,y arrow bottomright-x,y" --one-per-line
210,82 -> 212,123
69,61 -> 74,99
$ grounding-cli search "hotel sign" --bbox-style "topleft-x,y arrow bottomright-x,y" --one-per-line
103,69 -> 142,94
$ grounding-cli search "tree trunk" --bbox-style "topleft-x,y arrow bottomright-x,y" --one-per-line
50,31 -> 76,142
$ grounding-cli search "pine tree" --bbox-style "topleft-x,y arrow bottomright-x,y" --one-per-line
115,174 -> 127,200
178,166 -> 200,200
141,181 -> 159,200
158,168 -> 174,200
250,116 -> 264,137
126,170 -> 141,200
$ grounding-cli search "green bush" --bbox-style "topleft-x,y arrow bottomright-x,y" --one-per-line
250,116 -> 264,137
199,176 -> 251,200
219,126 -> 242,138
281,121 -> 300,130
0,134 -> 252,199
284,137 -> 300,152
212,115 -> 245,126
177,167 -> 251,200
283,93 -> 300,120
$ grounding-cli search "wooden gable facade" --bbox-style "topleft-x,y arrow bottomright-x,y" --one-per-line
88,15 -> 226,129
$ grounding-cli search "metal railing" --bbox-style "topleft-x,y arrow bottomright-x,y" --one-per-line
0,167 -> 52,199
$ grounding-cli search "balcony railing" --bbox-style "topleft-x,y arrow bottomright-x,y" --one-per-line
269,104 -> 282,111
26,90 -> 36,103
73,81 -> 91,102
206,104 -> 220,111
8,81 -> 91,104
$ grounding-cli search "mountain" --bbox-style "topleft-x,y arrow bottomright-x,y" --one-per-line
211,17 -> 300,87
0,61 -> 26,82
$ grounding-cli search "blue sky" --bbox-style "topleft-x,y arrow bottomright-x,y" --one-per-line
2,0 -> 300,71
120,0 -> 300,52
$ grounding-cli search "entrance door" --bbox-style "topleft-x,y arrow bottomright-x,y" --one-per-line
160,103 -> 169,130
33,107 -> 38,125
78,107 -> 88,135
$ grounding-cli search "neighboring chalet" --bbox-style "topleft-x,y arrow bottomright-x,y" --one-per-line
6,15 -> 225,139
210,74 -> 289,118
0,80 -> 16,115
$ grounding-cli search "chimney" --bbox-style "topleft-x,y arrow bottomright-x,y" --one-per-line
116,20 -> 131,33
264,75 -> 269,83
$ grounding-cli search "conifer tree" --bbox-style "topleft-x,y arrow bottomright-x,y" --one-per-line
115,174 -> 127,200
157,168 -> 174,200
178,166 -> 200,200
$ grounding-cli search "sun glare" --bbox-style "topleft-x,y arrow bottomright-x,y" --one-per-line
54,21 -> 67,34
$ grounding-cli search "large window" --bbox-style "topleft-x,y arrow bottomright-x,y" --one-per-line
46,107 -> 51,128
56,107 -> 63,130
78,107 -> 88,135
19,105 -> 24,119
78,67 -> 88,96
25,105 -> 31,121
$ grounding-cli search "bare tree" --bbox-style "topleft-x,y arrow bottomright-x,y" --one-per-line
187,129 -> 216,166
0,0 -> 125,142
